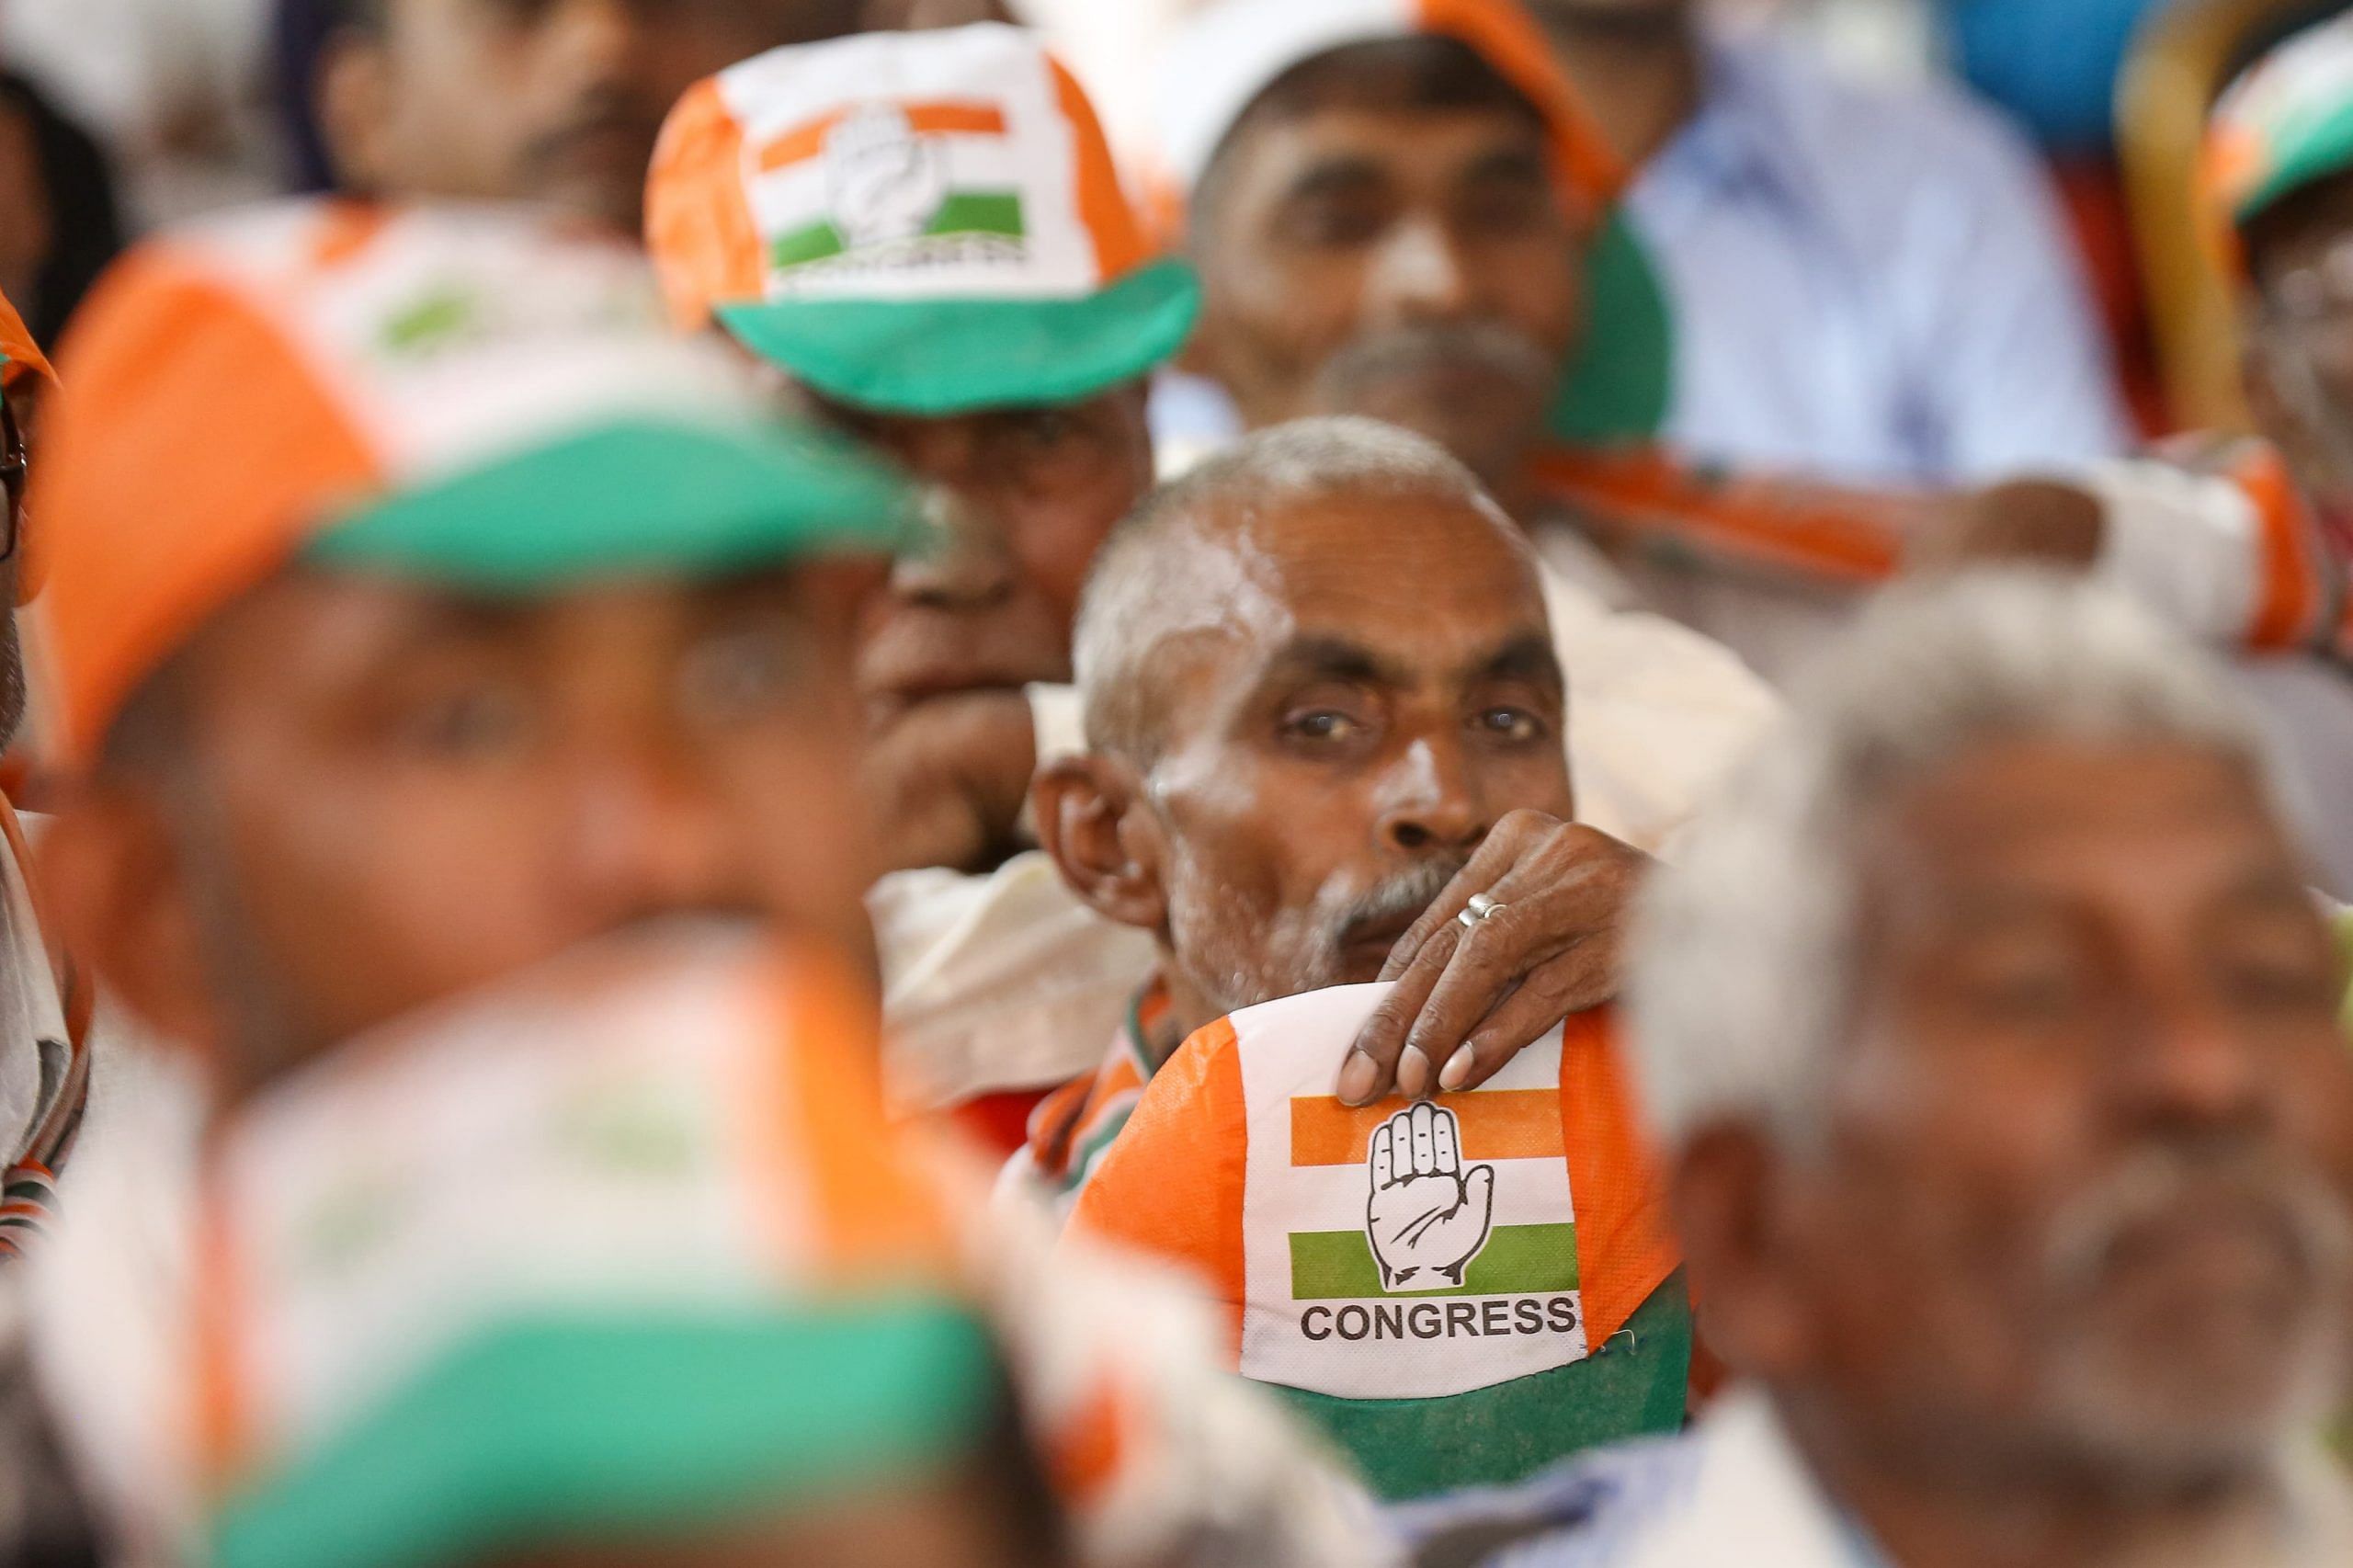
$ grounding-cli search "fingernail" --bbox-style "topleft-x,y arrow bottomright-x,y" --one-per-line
1396,1045 -> 1431,1099
1438,1045 -> 1475,1093
1336,1051 -> 1380,1107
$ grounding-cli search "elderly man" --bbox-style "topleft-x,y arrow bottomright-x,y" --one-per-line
644,20 -> 1778,1137
311,0 -> 1009,235
1155,0 -> 1871,681
1040,419 -> 1690,1498
1418,574 -> 2353,1567
23,202 -> 1376,1568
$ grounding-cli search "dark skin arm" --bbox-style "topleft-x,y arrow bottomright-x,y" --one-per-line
1337,810 -> 1652,1106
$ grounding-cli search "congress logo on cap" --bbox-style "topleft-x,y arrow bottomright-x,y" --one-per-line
648,23 -> 1199,416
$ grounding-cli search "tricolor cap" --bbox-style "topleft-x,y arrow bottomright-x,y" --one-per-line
1153,0 -> 1672,445
195,927 -> 1000,1568
2209,12 -> 2353,228
646,22 -> 1199,415
32,200 -> 912,767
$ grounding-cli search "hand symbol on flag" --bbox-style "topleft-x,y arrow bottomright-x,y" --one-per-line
826,104 -> 949,249
1367,1102 -> 1495,1291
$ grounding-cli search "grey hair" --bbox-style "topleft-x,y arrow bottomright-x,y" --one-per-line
1073,416 -> 1513,759
1629,571 -> 2300,1153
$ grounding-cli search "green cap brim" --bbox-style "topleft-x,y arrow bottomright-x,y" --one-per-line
2234,102 -> 2353,224
213,1301 -> 1002,1568
716,256 -> 1201,416
1549,211 -> 1674,447
306,415 -> 914,593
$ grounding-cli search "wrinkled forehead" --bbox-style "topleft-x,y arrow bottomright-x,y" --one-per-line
1211,86 -> 1556,226
1855,735 -> 2309,941
1160,487 -> 1553,706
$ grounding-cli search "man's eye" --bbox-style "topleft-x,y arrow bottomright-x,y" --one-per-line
1283,710 -> 1362,744
1457,193 -> 1550,237
678,631 -> 800,726
397,687 -> 536,763
1283,201 -> 1387,248
1476,707 -> 1542,743
2221,956 -> 2338,1014
1009,410 -> 1082,449
1962,968 -> 2086,1024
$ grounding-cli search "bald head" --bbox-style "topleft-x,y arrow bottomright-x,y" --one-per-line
1074,417 -> 1539,763
1037,416 -> 1570,1021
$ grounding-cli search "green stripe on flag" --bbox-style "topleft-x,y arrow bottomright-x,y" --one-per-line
926,192 -> 1023,239
1290,1223 -> 1577,1300
772,222 -> 847,269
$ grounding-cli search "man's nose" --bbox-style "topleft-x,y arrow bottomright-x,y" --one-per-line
1364,217 -> 1475,324
890,483 -> 1017,609
2112,991 -> 2272,1140
1375,737 -> 1490,855
543,0 -> 647,85
559,738 -> 746,925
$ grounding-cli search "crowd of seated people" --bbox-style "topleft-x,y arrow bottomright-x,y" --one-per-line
0,4 -> 2350,1566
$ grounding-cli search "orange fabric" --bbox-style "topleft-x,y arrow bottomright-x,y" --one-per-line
306,204 -> 393,271
1561,1011 -> 1677,1348
189,1191 -> 255,1490
1289,1088 -> 1563,1165
645,78 -> 770,330
1066,1017 -> 1250,1358
33,248 -> 381,766
2234,443 -> 2326,650
949,1087 -> 1054,1159
1051,59 -> 1151,281
1419,0 -> 1629,216
757,102 -> 1011,173
0,289 -> 51,391
769,950 -> 955,1279
1532,445 -> 1916,587
1046,1372 -> 1131,1504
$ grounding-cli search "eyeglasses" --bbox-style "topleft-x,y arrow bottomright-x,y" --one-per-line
0,392 -> 25,563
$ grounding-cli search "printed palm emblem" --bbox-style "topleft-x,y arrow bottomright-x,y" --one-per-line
1367,1102 -> 1496,1291
826,103 -> 949,249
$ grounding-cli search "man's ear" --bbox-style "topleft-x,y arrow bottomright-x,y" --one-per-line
314,28 -> 394,197
1669,1126 -> 1820,1384
1030,754 -> 1168,934
38,788 -> 227,1071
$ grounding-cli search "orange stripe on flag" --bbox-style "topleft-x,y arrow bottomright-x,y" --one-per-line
757,102 -> 1010,173
1290,1090 -> 1564,1165
1050,59 -> 1150,280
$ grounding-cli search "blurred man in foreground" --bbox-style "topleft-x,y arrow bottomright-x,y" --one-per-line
1046,421 -> 1689,1497
646,21 -> 1770,1139
312,0 -> 1007,234
147,932 -> 1074,1568
23,204 -> 1377,1568
1417,575 -> 2353,1567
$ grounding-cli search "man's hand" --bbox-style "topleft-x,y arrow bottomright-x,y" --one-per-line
1907,479 -> 2106,574
863,688 -> 1038,877
1336,812 -> 1651,1106
1367,1103 -> 1495,1290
